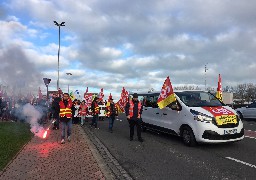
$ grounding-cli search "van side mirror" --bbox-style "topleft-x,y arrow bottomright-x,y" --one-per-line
170,104 -> 181,111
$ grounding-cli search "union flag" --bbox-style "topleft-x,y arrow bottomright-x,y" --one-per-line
157,76 -> 176,109
98,88 -> 104,102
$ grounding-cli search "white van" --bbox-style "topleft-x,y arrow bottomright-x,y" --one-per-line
138,91 -> 244,146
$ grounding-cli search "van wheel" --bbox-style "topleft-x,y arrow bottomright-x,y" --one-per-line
181,127 -> 196,147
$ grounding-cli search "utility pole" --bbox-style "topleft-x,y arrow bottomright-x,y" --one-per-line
205,64 -> 208,91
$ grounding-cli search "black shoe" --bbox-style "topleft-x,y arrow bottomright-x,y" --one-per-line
130,137 -> 133,141
138,138 -> 144,142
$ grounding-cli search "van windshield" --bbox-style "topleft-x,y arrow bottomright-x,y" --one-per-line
175,91 -> 224,107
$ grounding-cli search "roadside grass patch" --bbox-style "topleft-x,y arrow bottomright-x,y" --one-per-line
0,122 -> 33,171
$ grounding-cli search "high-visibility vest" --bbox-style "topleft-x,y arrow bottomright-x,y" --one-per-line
129,100 -> 142,118
92,102 -> 100,115
106,103 -> 118,117
59,99 -> 72,118
79,104 -> 87,115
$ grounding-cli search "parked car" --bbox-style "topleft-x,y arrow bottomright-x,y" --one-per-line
236,102 -> 256,119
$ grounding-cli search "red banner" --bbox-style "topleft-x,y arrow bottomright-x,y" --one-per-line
202,106 -> 237,125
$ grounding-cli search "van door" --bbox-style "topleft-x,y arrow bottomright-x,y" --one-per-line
142,95 -> 160,126
159,101 -> 183,133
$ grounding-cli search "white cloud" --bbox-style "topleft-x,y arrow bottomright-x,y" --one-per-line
1,0 -> 256,98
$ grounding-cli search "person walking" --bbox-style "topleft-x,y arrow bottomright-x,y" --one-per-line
125,93 -> 143,142
59,93 -> 73,144
73,100 -> 80,124
79,100 -> 88,126
51,94 -> 61,130
106,98 -> 118,133
90,97 -> 100,129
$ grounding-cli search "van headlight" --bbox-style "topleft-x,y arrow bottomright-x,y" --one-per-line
190,109 -> 213,122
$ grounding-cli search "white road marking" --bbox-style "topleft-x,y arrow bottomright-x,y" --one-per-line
225,157 -> 256,169
245,136 -> 256,140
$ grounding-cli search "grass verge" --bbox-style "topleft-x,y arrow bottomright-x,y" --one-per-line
0,122 -> 33,171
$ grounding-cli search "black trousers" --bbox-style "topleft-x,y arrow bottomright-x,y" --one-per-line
129,119 -> 142,139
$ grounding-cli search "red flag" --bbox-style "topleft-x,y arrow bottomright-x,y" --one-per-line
84,87 -> 89,99
157,76 -> 176,109
58,88 -> 63,97
98,88 -> 104,101
85,93 -> 93,105
116,87 -> 129,113
108,93 -> 112,101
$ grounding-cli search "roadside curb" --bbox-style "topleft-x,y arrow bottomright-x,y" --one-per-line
82,125 -> 133,180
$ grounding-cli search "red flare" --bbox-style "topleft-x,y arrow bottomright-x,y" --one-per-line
43,130 -> 48,139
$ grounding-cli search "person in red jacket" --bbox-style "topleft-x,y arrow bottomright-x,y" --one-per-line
79,100 -> 88,126
125,93 -> 143,142
59,93 -> 73,144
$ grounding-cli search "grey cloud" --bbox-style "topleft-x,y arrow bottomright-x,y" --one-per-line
6,0 -> 256,95
0,46 -> 42,95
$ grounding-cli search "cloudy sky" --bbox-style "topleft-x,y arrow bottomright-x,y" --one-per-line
0,0 -> 256,99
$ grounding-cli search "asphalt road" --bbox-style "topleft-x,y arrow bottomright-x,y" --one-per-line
84,115 -> 256,180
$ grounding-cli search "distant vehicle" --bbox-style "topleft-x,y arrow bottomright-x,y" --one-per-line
86,105 -> 106,118
137,91 -> 244,146
236,102 -> 256,119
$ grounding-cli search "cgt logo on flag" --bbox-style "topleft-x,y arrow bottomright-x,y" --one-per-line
160,83 -> 171,99
157,76 -> 176,109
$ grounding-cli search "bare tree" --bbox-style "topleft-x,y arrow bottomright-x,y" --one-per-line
246,83 -> 256,103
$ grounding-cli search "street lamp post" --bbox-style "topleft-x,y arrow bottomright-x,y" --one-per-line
66,73 -> 72,94
43,78 -> 51,100
54,21 -> 65,90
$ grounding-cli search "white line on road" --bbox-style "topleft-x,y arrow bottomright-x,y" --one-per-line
225,157 -> 256,169
245,136 -> 256,140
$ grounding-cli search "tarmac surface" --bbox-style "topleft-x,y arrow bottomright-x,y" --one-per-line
0,123 -> 114,180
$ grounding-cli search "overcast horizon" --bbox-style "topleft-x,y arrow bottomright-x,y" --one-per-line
1,0 -> 256,99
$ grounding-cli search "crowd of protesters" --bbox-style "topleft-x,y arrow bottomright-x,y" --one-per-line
0,91 -> 147,144
0,94 -> 50,123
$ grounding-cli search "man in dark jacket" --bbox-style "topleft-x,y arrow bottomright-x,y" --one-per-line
90,97 -> 100,129
106,98 -> 118,133
125,93 -> 143,142
51,94 -> 61,130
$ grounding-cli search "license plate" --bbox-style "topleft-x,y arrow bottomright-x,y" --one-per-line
224,129 -> 237,135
